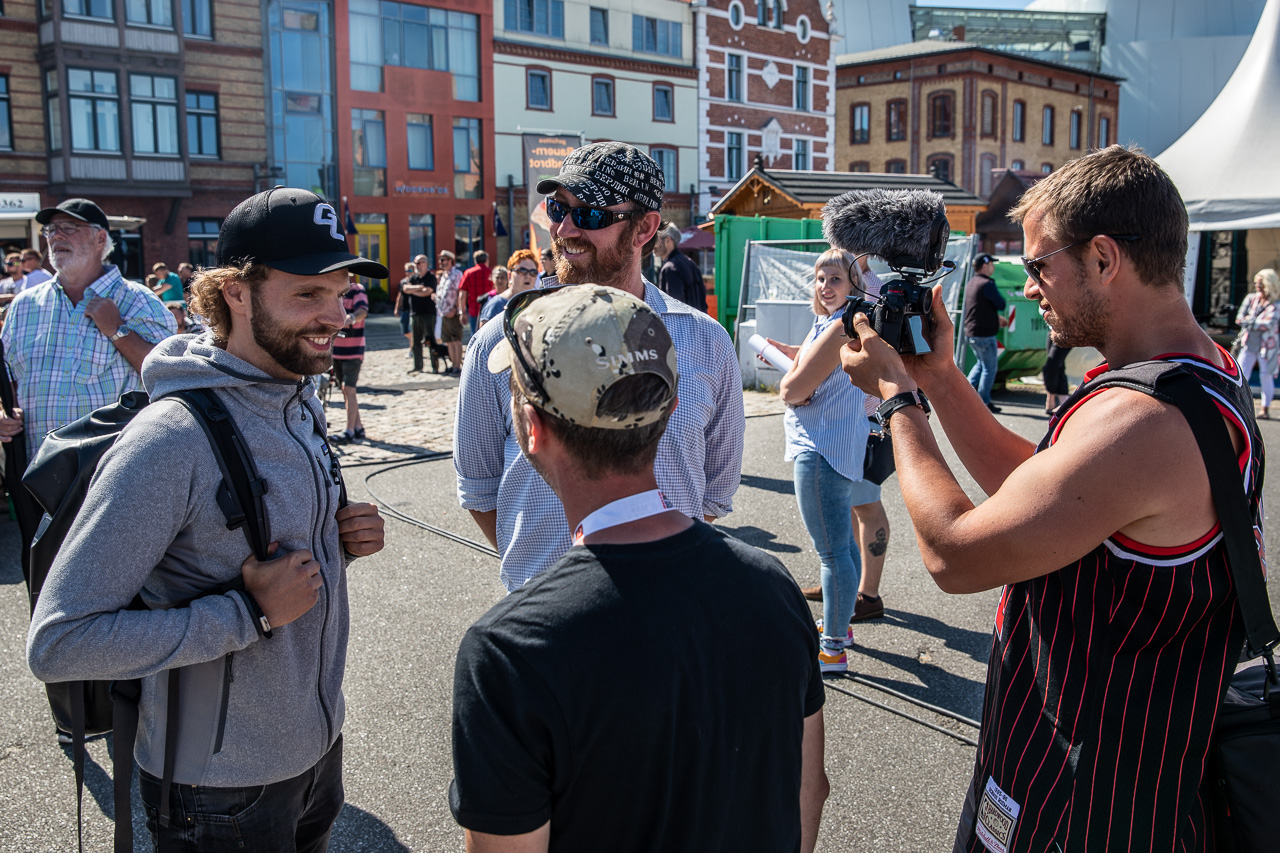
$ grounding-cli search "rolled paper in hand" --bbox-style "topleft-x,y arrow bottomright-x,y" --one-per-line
748,333 -> 794,372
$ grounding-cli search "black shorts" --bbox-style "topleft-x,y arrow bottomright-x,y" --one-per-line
332,358 -> 362,388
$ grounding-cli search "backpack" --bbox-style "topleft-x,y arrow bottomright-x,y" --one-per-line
23,387 -> 276,853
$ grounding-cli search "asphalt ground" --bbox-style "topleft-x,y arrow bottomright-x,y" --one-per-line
2,356 -> 1280,850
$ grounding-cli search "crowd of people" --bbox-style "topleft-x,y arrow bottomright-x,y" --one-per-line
2,142 -> 1271,853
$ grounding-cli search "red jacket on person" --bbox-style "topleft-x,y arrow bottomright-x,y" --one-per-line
458,264 -> 492,318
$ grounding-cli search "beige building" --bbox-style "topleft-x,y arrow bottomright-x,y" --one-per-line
834,41 -> 1121,199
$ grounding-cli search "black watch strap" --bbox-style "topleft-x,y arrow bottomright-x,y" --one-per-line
236,589 -> 273,639
876,389 -> 930,430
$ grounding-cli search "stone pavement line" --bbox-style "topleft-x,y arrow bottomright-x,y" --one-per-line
323,331 -> 784,465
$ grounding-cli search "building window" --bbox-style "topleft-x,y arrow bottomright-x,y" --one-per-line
797,15 -> 809,42
653,84 -> 673,122
980,91 -> 997,137
928,92 -> 953,138
64,0 -> 113,20
1011,159 -> 1024,170
885,159 -> 906,174
1098,115 -> 1110,148
504,0 -> 564,38
927,153 -> 953,183
726,53 -> 742,102
527,69 -> 551,110
726,131 -> 742,181
187,218 -> 221,268
1012,100 -> 1025,142
183,0 -> 211,37
1069,110 -> 1082,149
771,0 -> 782,28
979,153 -> 997,197
728,1 -> 743,29
185,90 -> 218,158
794,65 -> 809,112
632,15 -> 681,58
0,77 -> 10,151
1041,162 -> 1053,174
794,139 -> 808,170
271,2 -> 336,199
1042,105 -> 1054,145
591,76 -> 614,116
756,0 -> 766,26
352,108 -> 386,196
849,161 -> 870,172
651,146 -> 676,192
590,6 -> 608,44
455,214 -> 482,264
406,113 -> 433,170
350,1 -> 480,100
125,0 -> 173,28
46,69 -> 62,152
408,213 -> 435,262
850,103 -> 869,144
886,99 -> 906,142
68,68 -> 120,153
453,117 -> 482,199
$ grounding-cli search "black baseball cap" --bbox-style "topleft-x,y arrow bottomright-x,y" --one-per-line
35,198 -> 111,230
536,142 -> 664,212
217,187 -> 388,278
973,253 -> 996,269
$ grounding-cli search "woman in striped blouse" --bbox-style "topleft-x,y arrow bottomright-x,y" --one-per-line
772,248 -> 883,675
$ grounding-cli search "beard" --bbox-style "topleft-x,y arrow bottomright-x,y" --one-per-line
1044,259 -> 1108,348
553,220 -> 638,289
249,286 -> 335,377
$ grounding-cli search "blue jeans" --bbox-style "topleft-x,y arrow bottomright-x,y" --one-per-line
793,451 -> 860,642
140,735 -> 344,853
967,335 -> 999,404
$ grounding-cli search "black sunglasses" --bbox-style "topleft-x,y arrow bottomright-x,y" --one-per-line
545,198 -> 644,231
502,285 -> 571,405
512,266 -> 539,275
1021,235 -> 1139,286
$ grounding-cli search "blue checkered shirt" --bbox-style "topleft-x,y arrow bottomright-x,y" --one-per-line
455,281 -> 745,591
1,265 -> 176,459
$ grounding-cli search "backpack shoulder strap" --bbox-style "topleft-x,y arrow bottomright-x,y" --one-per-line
166,388 -> 272,562
1151,369 -> 1280,660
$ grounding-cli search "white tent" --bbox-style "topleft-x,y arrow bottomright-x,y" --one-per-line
1157,0 -> 1280,230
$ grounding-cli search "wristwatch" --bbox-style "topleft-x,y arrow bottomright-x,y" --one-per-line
876,388 -> 931,432
108,325 -> 131,342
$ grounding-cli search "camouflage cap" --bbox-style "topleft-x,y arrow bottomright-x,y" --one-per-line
488,285 -> 678,429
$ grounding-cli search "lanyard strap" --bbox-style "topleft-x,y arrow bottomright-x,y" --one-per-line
573,489 -> 673,544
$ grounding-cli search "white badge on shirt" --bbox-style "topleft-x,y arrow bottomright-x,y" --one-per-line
974,776 -> 1021,853
573,489 -> 672,545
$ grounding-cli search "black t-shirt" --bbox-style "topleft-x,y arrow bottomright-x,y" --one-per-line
962,274 -> 1007,337
450,521 -> 824,850
659,249 -> 706,312
406,272 -> 436,315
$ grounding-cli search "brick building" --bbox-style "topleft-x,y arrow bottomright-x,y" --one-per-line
834,41 -> 1121,199
696,0 -> 836,214
0,0 -> 265,277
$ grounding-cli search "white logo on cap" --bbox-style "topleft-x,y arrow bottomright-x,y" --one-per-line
313,204 -> 343,241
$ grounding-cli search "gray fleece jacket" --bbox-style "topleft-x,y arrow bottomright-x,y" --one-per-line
27,333 -> 348,787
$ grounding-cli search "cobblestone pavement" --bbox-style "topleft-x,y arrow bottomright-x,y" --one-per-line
323,315 -> 785,465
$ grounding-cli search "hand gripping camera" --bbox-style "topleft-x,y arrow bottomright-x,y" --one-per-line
821,189 -> 952,354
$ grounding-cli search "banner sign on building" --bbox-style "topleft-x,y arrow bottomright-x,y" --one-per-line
522,134 -> 578,257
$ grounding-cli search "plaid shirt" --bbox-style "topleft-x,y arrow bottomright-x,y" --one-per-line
454,281 -> 745,591
1,265 -> 176,459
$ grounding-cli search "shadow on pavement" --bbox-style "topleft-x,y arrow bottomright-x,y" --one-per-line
722,524 -> 802,554
849,642 -> 987,724
739,473 -> 795,496
874,609 -> 993,664
332,804 -> 413,851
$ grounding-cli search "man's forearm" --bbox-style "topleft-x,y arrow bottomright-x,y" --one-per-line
918,365 -> 1035,494
469,509 -> 498,549
113,333 -> 159,375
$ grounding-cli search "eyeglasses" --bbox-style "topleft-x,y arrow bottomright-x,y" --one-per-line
502,285 -> 569,406
545,198 -> 643,231
513,266 -> 539,276
40,222 -> 102,238
1021,234 -> 1139,285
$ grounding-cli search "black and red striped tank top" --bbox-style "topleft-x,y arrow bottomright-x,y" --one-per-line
959,346 -> 1263,853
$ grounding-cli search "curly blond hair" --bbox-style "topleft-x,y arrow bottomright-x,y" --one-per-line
187,263 -> 269,346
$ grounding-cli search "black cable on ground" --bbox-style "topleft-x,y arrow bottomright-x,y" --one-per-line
361,451 -> 499,557
823,680 -> 979,748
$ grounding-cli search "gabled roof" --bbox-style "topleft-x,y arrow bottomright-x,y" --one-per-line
835,39 -> 1124,82
710,167 -> 987,216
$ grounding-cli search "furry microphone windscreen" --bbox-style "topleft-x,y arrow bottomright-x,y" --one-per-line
821,189 -> 947,261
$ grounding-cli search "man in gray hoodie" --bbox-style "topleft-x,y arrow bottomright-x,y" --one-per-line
27,187 -> 387,852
